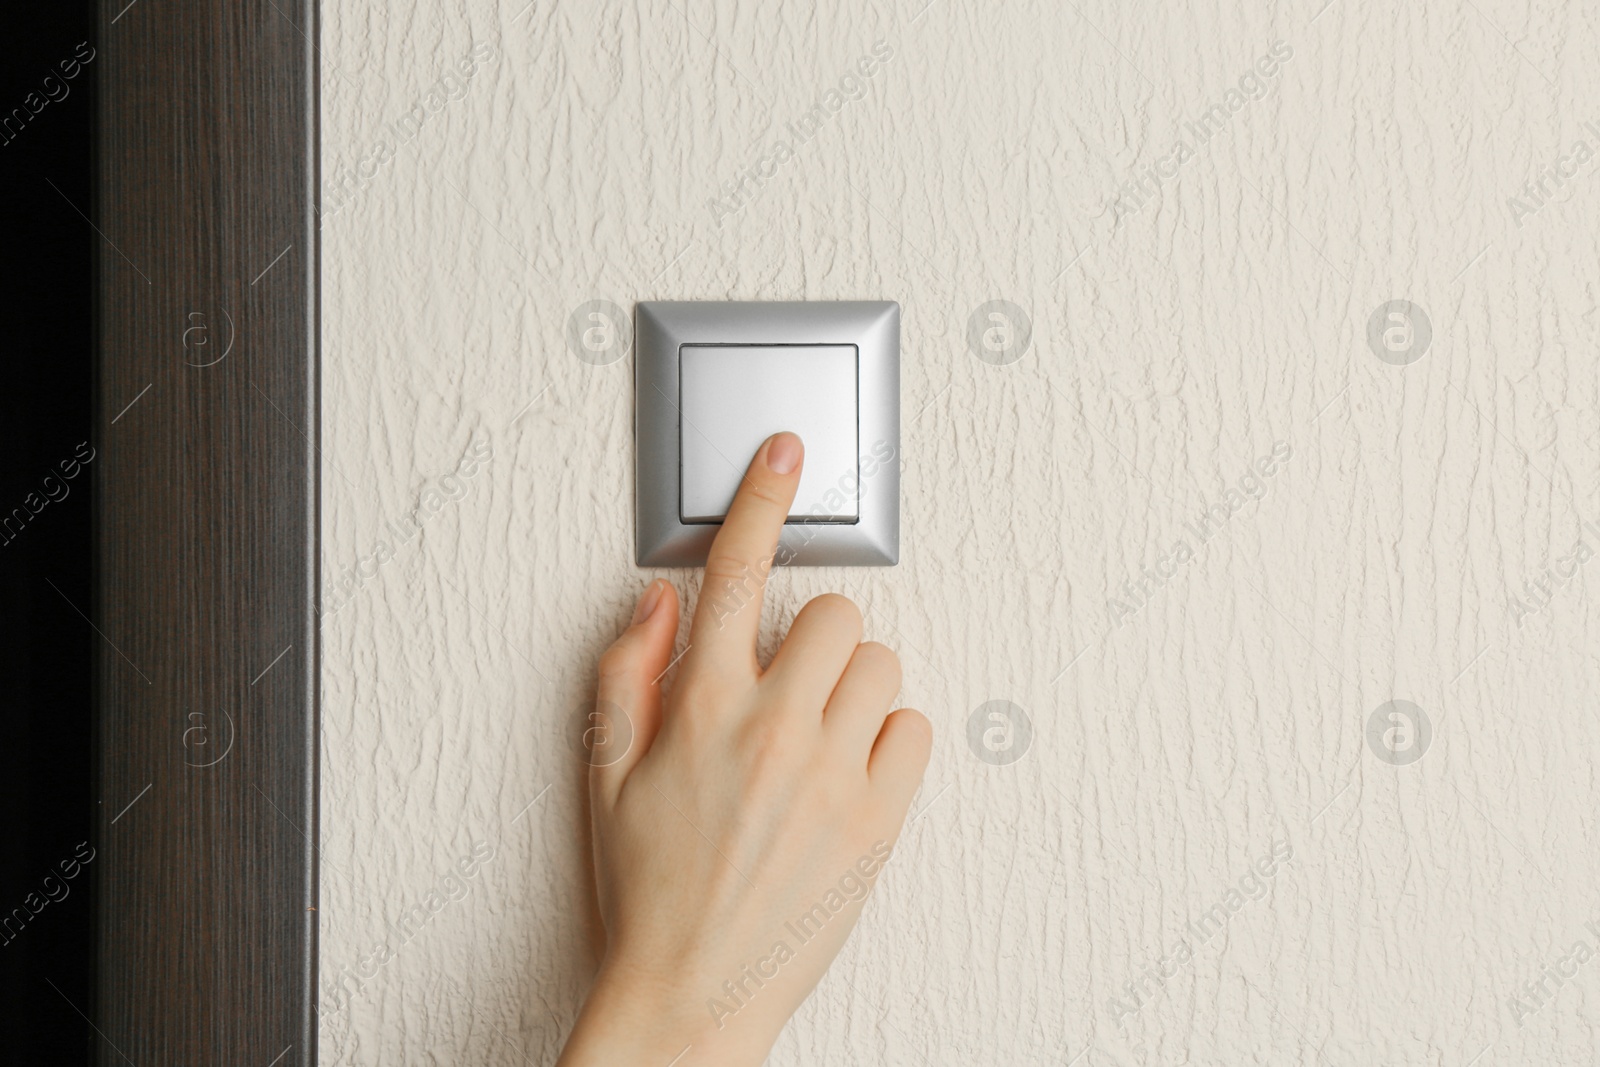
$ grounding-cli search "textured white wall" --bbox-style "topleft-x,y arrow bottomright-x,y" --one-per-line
319,2 -> 1600,1063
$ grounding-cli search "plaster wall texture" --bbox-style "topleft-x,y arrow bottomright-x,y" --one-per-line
319,1 -> 1600,1063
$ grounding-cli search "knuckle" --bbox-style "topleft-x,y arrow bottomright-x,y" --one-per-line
742,478 -> 790,509
673,664 -> 726,706
666,690 -> 716,742
671,660 -> 746,716
855,641 -> 902,687
740,715 -> 801,777
698,560 -> 766,629
894,707 -> 934,748
901,706 -> 932,735
596,642 -> 635,684
702,554 -> 763,587
802,592 -> 863,638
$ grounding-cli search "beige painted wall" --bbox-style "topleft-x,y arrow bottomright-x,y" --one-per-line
319,1 -> 1600,1063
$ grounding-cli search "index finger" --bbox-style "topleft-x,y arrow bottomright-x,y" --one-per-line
687,431 -> 804,674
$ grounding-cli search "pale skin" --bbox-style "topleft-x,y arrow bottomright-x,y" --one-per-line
557,431 -> 933,1067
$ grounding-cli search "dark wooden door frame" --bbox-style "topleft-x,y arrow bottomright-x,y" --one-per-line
95,1 -> 320,1063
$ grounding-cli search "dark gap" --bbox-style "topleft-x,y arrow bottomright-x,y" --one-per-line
0,1 -> 97,1062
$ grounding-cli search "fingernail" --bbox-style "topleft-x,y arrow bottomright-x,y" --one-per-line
766,432 -> 802,474
631,580 -> 665,625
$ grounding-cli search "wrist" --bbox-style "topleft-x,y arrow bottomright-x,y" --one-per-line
559,957 -> 750,1067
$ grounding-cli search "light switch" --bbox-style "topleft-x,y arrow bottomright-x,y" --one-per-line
635,301 -> 899,567
679,345 -> 859,524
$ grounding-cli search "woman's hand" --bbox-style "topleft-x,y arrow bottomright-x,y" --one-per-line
557,431 -> 932,1067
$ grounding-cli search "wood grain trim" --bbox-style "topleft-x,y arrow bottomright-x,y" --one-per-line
94,0 -> 319,1062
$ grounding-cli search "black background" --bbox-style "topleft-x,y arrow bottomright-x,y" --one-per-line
0,1 -> 96,1061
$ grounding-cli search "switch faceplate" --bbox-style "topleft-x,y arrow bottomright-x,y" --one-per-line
679,344 -> 859,524
635,301 -> 899,567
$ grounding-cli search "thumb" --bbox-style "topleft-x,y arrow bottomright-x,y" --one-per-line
589,579 -> 679,807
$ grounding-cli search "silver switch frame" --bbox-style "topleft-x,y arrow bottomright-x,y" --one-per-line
635,301 -> 900,567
